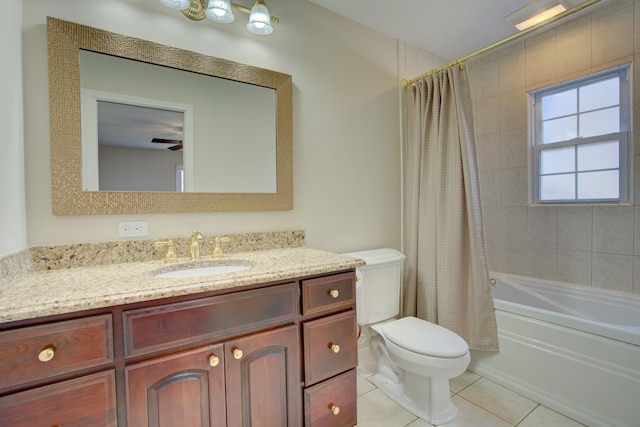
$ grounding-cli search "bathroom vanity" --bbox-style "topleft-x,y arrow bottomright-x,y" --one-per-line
0,248 -> 362,426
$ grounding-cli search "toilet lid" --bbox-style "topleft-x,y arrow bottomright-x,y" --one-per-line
382,317 -> 469,358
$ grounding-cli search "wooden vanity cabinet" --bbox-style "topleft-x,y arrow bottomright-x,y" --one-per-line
0,314 -> 116,426
301,273 -> 358,427
0,269 -> 357,427
125,325 -> 300,427
124,282 -> 301,427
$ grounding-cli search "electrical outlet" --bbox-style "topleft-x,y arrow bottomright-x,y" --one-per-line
119,221 -> 148,237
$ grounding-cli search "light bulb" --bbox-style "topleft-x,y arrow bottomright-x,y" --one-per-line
247,0 -> 273,35
206,0 -> 234,23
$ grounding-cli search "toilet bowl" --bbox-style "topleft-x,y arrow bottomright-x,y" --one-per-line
345,248 -> 470,425
369,317 -> 470,425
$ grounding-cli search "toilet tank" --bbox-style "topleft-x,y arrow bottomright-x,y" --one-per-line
343,248 -> 405,325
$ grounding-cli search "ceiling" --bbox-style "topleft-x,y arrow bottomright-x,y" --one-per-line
98,101 -> 184,151
308,0 -> 589,61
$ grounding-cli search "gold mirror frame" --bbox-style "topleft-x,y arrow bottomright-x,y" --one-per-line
47,17 -> 292,215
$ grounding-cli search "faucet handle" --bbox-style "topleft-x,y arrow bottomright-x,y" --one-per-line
190,230 -> 204,261
212,236 -> 230,258
155,240 -> 178,263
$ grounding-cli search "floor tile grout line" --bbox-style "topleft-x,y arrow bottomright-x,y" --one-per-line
514,403 -> 540,426
451,373 -> 483,395
454,393 -> 519,426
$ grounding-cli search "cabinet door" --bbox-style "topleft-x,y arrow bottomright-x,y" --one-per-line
126,344 -> 226,427
226,325 -> 300,427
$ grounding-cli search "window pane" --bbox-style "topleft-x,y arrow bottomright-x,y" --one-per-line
577,140 -> 619,171
579,77 -> 619,112
541,174 -> 575,200
543,116 -> 577,143
540,146 -> 575,174
579,107 -> 619,137
542,89 -> 576,120
577,170 -> 619,199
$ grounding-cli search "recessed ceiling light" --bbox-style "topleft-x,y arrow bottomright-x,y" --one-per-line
506,0 -> 575,31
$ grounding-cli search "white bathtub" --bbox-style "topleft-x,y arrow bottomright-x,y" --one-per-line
469,272 -> 640,427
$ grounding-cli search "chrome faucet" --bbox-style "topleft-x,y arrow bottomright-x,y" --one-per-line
190,230 -> 204,260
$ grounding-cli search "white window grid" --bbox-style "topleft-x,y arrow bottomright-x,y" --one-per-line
530,64 -> 631,204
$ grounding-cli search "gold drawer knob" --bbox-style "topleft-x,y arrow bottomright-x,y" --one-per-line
330,404 -> 340,415
208,355 -> 220,367
329,343 -> 340,353
38,347 -> 56,362
233,348 -> 243,360
328,289 -> 339,298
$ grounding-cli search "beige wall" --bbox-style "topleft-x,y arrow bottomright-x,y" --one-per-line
21,0 -> 402,253
469,0 -> 640,295
0,2 -> 27,256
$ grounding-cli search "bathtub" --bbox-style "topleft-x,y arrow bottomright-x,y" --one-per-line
469,272 -> 640,427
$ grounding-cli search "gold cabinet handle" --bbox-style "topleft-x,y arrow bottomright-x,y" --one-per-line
329,404 -> 340,415
38,346 -> 56,362
329,343 -> 340,353
208,355 -> 220,367
328,289 -> 339,298
233,348 -> 243,360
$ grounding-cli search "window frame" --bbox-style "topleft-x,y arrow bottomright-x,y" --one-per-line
530,64 -> 631,205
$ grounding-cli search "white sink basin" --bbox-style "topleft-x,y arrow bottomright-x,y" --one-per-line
154,264 -> 251,279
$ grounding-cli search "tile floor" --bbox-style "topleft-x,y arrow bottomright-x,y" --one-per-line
356,370 -> 586,427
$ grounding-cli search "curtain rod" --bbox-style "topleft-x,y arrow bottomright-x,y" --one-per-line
401,0 -> 605,90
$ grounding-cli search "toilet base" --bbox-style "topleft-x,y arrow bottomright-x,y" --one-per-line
371,373 -> 459,425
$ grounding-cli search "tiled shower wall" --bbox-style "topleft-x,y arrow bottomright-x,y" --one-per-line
467,0 -> 640,295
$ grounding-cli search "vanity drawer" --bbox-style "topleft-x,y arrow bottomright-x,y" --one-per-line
304,369 -> 356,427
302,272 -> 355,316
123,283 -> 298,358
0,314 -> 114,392
303,310 -> 357,386
0,370 -> 117,426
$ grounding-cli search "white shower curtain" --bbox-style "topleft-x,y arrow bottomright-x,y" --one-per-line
403,65 -> 499,351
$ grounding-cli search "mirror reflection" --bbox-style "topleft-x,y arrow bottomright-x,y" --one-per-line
80,50 -> 277,194
96,101 -> 185,192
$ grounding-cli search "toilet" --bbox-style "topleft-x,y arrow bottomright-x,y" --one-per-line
345,248 -> 470,425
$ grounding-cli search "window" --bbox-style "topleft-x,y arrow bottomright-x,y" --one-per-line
530,65 -> 631,204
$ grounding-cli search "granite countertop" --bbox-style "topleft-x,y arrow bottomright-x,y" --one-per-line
0,247 -> 365,324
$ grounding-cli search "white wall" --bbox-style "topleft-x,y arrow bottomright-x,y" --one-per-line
98,146 -> 182,192
0,2 -> 28,255
21,0 -> 402,253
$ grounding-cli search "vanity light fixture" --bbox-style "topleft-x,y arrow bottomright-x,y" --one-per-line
159,0 -> 279,35
159,0 -> 190,9
246,0 -> 274,35
505,0 -> 579,31
206,0 -> 235,23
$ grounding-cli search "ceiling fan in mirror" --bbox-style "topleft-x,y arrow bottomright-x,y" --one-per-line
152,137 -> 183,151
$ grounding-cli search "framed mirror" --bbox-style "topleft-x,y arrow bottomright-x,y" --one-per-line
47,17 -> 292,214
